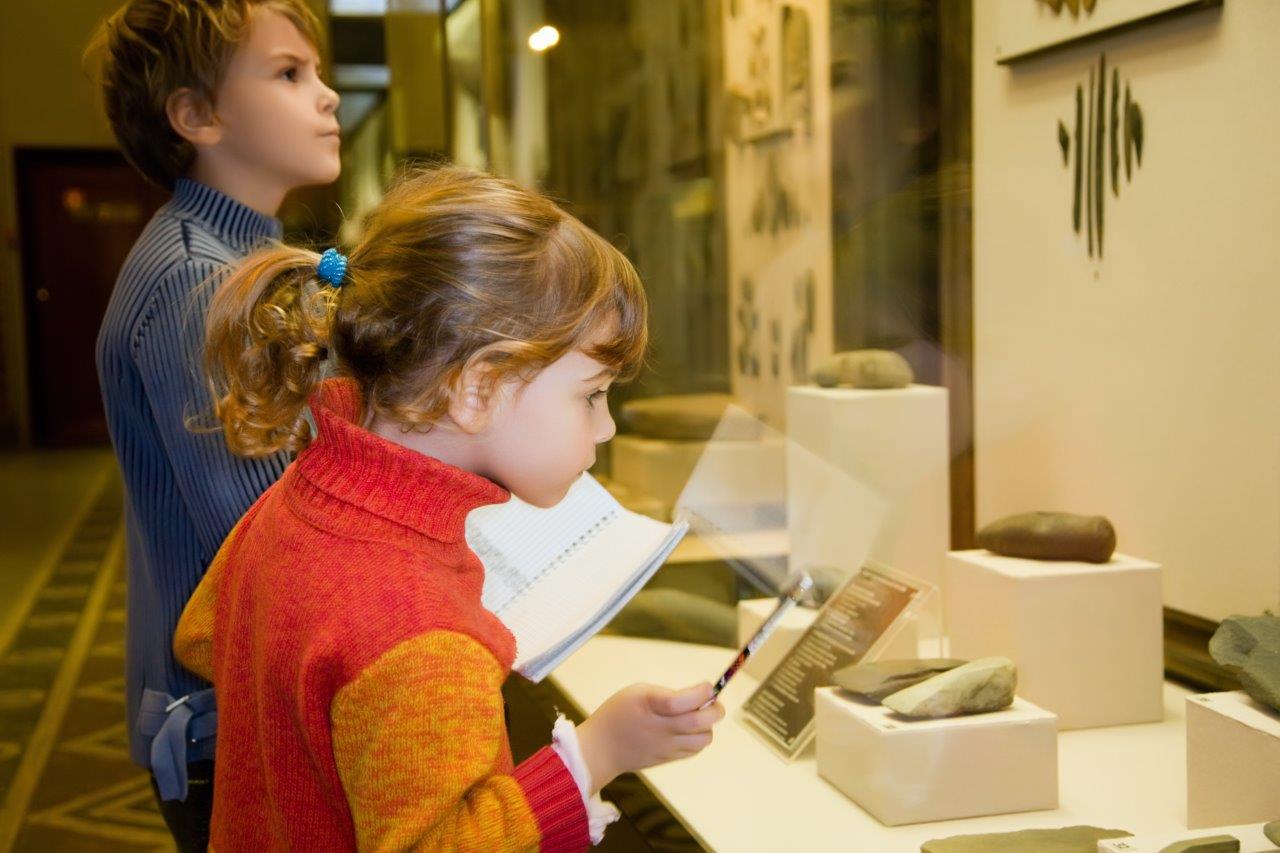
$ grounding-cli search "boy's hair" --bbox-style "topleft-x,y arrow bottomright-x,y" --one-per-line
204,165 -> 650,456
86,0 -> 323,189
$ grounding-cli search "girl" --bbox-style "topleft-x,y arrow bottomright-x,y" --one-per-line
174,165 -> 724,851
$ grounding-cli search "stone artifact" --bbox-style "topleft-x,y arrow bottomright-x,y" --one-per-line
977,511 -> 1117,563
1209,614 -> 1280,714
1239,645 -> 1280,715
1209,615 -> 1280,668
833,658 -> 966,703
617,393 -> 743,442
920,825 -> 1132,853
1157,835 -> 1240,853
810,349 -> 913,389
1262,819 -> 1279,846
882,657 -> 1016,719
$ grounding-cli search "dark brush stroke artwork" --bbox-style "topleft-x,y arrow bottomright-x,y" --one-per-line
1110,67 -> 1119,196
1095,53 -> 1105,257
1073,85 -> 1082,233
736,276 -> 761,378
769,317 -> 782,379
1124,82 -> 1144,180
1039,0 -> 1099,17
789,270 -> 815,379
750,150 -> 803,235
1085,64 -> 1094,257
1059,53 -> 1144,260
1125,84 -> 1134,178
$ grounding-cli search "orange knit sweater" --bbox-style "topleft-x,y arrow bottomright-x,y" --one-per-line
174,378 -> 589,851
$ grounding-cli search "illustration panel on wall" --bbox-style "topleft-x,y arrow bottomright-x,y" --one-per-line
724,0 -> 833,427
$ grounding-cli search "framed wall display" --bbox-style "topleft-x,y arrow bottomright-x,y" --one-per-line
994,0 -> 1222,65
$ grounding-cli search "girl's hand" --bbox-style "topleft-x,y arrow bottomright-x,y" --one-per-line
575,682 -> 725,793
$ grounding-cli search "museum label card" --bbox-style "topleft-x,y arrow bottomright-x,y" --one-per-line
741,563 -> 921,759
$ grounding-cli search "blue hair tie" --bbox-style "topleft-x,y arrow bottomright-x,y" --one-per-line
316,248 -> 348,288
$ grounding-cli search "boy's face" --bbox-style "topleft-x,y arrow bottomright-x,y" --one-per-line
207,7 -> 341,191
477,335 -> 619,508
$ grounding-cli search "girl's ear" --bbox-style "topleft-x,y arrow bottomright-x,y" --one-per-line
446,362 -> 498,435
167,88 -> 222,148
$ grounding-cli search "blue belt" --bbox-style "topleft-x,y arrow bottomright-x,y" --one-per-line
137,687 -> 217,801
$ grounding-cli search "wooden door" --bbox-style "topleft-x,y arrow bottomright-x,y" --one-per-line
16,148 -> 168,446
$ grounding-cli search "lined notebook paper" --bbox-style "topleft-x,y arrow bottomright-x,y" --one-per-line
467,474 -> 688,681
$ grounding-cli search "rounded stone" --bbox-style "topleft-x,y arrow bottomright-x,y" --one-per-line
977,511 -> 1117,563
809,349 -> 914,389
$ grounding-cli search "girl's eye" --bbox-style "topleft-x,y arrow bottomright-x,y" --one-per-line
586,390 -> 607,408
281,66 -> 298,82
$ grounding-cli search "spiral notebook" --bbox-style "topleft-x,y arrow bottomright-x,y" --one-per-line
466,474 -> 688,682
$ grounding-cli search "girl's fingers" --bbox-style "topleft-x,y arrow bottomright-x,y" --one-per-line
670,731 -> 714,755
650,683 -> 714,716
666,702 -> 725,734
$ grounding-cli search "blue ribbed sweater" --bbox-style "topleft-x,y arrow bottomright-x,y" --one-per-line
96,178 -> 287,768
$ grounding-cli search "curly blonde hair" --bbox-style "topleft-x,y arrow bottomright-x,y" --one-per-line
86,0 -> 323,188
204,165 -> 650,457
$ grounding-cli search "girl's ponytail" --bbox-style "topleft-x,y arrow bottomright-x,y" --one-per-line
200,166 -> 647,449
204,245 -> 338,457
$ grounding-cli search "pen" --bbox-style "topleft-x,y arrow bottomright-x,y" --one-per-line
702,572 -> 814,709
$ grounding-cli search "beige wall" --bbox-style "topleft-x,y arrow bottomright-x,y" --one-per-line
973,1 -> 1280,619
0,0 -> 120,445
0,0 -> 330,446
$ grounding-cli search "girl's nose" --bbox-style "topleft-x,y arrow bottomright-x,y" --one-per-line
596,408 -> 617,444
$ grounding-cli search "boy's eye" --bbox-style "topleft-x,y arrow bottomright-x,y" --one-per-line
280,66 -> 298,82
586,389 -> 608,408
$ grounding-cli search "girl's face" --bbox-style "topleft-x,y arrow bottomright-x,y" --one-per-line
477,343 -> 618,508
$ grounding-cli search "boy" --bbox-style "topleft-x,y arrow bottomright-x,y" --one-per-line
89,1 -> 340,846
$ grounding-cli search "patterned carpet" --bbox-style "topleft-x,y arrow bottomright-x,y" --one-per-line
0,473 -> 173,852
0,468 -> 699,852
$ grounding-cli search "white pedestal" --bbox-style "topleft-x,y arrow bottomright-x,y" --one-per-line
612,434 -> 789,523
786,385 -> 949,637
1097,822 -> 1276,852
1186,691 -> 1280,829
610,435 -> 705,515
814,687 -> 1058,826
735,598 -> 918,680
944,549 -> 1163,730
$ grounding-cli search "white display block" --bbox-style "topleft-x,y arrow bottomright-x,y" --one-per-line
1097,822 -> 1276,852
612,434 -> 788,521
610,435 -> 705,514
1186,691 -> 1280,830
787,385 -> 949,637
944,549 -> 1163,730
736,598 -> 918,680
814,687 -> 1058,826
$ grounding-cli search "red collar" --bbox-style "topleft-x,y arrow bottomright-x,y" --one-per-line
289,378 -> 510,543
